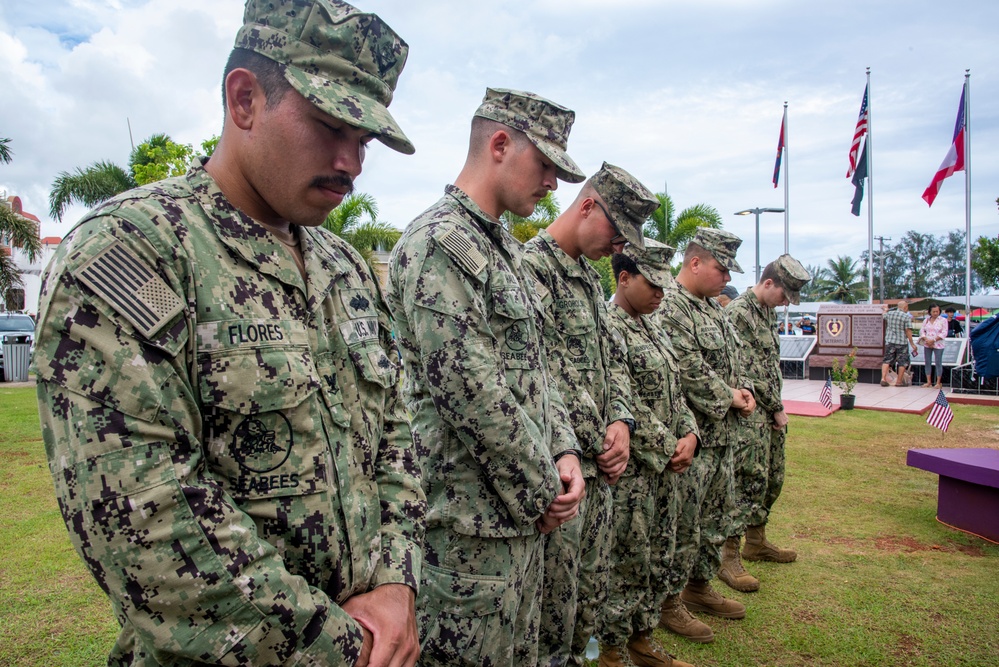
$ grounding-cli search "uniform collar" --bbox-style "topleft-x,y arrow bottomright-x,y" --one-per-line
534,229 -> 592,280
445,184 -> 525,265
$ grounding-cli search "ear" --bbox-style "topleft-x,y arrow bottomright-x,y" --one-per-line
580,197 -> 598,218
616,270 -> 632,287
223,68 -> 263,131
488,129 -> 513,162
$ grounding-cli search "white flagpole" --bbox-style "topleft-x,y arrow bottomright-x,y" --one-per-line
866,67 -> 875,304
964,70 -> 972,340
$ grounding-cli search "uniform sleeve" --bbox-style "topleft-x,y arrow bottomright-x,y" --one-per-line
727,303 -> 782,415
34,218 -> 367,666
368,275 -> 426,591
390,228 -> 562,531
602,301 -> 636,427
659,301 -> 734,421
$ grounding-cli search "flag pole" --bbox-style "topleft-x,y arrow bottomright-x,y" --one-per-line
964,70 -> 972,341
865,67 -> 874,304
783,101 -> 789,255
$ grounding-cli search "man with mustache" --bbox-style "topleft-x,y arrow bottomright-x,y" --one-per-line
33,2 -> 424,665
388,88 -> 586,666
521,163 -> 655,666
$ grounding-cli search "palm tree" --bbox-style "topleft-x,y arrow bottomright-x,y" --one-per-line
49,133 -> 207,222
1,138 -> 42,308
643,192 -> 722,254
817,256 -> 867,303
322,192 -> 402,264
501,192 -> 561,243
798,263 -> 829,302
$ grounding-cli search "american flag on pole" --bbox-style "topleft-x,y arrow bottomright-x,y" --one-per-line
926,390 -> 954,432
773,111 -> 785,188
819,376 -> 833,410
922,84 -> 967,207
846,84 -> 869,178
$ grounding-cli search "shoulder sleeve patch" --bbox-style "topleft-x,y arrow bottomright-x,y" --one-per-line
436,227 -> 488,277
76,241 -> 184,339
533,277 -> 551,305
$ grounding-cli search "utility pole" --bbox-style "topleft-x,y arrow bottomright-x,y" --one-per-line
874,235 -> 891,303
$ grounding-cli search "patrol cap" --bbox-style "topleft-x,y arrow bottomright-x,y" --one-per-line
235,0 -> 415,155
589,162 -> 659,251
474,88 -> 585,183
772,254 -> 810,305
719,285 -> 739,300
622,237 -> 676,289
691,227 -> 743,273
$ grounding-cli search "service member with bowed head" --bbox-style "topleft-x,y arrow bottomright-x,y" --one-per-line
656,228 -> 756,644
723,256 -> 811,595
387,88 -> 586,667
33,2 -> 425,665
600,239 -> 699,667
523,163 -> 655,666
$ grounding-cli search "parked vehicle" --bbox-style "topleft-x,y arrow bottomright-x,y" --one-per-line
0,312 -> 35,381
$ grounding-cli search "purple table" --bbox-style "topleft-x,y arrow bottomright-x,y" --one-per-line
906,448 -> 999,542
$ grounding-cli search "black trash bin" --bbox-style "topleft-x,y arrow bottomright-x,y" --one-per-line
2,335 -> 31,382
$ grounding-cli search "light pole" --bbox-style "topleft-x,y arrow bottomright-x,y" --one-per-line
735,207 -> 785,282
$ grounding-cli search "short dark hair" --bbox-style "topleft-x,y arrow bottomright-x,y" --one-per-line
612,252 -> 639,278
683,242 -> 714,266
944,307 -> 956,314
222,48 -> 293,111
760,261 -> 784,289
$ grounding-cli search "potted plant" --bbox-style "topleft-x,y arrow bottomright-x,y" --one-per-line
831,348 -> 859,410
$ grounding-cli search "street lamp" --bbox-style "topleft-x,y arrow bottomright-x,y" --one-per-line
735,207 -> 785,282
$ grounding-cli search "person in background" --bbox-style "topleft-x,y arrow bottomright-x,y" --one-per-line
797,315 -> 816,336
944,307 -> 964,338
920,304 -> 948,389
880,300 -> 917,387
716,284 -> 739,308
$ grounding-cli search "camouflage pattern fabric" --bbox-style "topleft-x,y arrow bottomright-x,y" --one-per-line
416,529 -> 545,667
599,304 -> 699,645
33,159 -> 425,666
690,227 -> 743,274
657,281 -> 750,589
727,289 -> 787,529
522,229 -> 633,665
387,185 -> 579,666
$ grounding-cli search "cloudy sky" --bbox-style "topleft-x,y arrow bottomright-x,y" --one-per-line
1,0 -> 997,292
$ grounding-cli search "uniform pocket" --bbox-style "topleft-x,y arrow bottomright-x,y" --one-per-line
199,345 -> 327,500
418,564 -> 507,665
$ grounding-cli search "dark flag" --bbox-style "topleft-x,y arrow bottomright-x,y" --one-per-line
850,140 -> 868,216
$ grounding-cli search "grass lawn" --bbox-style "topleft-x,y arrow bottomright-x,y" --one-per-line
2,384 -> 998,666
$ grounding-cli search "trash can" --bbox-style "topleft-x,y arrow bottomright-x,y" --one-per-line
2,336 -> 31,382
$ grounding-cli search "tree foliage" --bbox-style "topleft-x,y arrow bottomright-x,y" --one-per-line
1,138 -> 42,308
322,192 -> 402,264
49,133 -> 216,221
973,235 -> 999,290
642,192 -> 722,256
860,228 -> 983,299
814,255 -> 867,303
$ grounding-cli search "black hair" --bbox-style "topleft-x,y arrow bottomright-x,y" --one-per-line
222,48 -> 294,111
944,307 -> 956,314
612,252 -> 639,278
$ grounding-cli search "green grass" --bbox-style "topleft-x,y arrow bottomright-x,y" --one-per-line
2,385 -> 998,666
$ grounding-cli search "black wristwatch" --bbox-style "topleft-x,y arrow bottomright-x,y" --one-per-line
619,418 -> 636,436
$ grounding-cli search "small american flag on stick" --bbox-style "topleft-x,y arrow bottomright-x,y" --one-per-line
926,390 -> 954,432
820,376 -> 833,410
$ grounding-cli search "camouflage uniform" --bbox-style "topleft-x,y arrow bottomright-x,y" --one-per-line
658,231 -> 752,593
600,287 -> 699,646
34,4 -> 424,665
34,159 -> 425,666
389,175 -> 584,667
726,256 -> 810,533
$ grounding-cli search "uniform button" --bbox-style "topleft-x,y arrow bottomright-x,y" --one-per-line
535,497 -> 546,512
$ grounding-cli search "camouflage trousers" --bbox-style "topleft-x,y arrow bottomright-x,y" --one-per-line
417,528 -> 545,667
664,445 -> 735,593
538,475 -> 612,667
597,466 -> 680,647
731,420 -> 787,534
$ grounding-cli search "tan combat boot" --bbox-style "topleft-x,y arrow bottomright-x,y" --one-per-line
599,643 -> 638,667
628,629 -> 695,667
680,579 -> 746,619
742,524 -> 797,563
717,536 -> 760,592
659,594 -> 714,643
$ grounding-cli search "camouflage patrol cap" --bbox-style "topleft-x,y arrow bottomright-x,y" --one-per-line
235,0 -> 415,155
622,237 -> 676,289
474,88 -> 585,183
772,254 -> 810,305
589,162 -> 659,251
691,227 -> 744,273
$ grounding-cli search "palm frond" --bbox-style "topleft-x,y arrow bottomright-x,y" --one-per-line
49,160 -> 135,221
0,137 -> 13,164
323,192 -> 379,236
